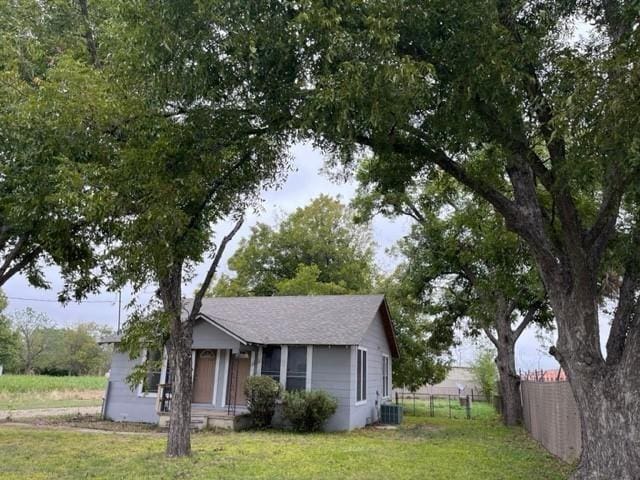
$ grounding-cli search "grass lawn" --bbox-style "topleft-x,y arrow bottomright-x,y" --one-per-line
0,375 -> 106,410
397,397 -> 496,420
0,413 -> 572,479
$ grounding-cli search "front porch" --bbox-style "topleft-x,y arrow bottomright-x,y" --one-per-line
156,343 -> 257,430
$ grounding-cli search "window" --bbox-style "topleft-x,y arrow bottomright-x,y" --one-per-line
356,348 -> 367,403
142,349 -> 162,395
261,346 -> 281,382
286,346 -> 307,391
382,355 -> 389,398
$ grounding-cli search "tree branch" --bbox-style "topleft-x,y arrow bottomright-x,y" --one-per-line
606,258 -> 640,366
0,244 -> 42,287
483,327 -> 499,348
514,302 -> 540,340
585,169 -> 626,265
77,0 -> 101,68
188,217 -> 245,322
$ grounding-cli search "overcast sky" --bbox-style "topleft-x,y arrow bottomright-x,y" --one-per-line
4,142 -> 610,371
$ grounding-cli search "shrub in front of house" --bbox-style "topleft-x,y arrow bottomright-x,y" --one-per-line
282,390 -> 338,432
244,376 -> 281,428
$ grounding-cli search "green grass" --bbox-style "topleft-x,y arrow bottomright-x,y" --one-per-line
0,414 -> 572,479
0,375 -> 106,411
397,398 -> 496,420
0,375 -> 106,394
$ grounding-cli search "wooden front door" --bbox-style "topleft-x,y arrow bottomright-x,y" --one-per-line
228,355 -> 251,406
193,350 -> 216,403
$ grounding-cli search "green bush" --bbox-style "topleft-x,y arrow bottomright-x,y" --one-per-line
244,376 -> 281,428
282,390 -> 338,432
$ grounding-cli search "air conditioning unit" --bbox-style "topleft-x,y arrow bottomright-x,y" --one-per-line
380,403 -> 403,425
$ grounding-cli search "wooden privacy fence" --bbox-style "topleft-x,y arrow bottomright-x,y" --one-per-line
520,380 -> 581,462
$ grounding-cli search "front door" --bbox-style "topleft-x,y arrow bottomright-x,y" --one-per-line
193,350 -> 216,403
227,354 -> 251,406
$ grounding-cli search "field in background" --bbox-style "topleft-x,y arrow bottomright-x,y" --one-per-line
397,395 -> 495,420
0,412 -> 572,479
0,375 -> 106,410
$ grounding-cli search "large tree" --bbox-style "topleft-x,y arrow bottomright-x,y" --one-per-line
97,0 -> 297,457
209,195 -> 376,296
0,0 -> 120,299
296,1 -> 640,477
356,173 -> 552,424
3,0 -> 297,456
11,307 -> 52,374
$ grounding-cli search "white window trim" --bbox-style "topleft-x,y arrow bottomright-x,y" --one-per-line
355,346 -> 367,406
305,346 -> 313,392
137,348 -> 166,398
382,354 -> 390,399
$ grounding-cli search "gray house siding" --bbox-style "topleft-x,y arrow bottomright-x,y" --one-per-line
104,351 -> 158,423
310,345 -> 352,431
192,318 -> 241,351
102,298 -> 396,431
349,309 -> 393,429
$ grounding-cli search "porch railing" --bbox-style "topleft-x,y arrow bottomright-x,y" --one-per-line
157,383 -> 172,413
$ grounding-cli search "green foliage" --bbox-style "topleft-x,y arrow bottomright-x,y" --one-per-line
0,1 -> 122,298
11,308 -> 52,374
472,349 -> 498,403
281,389 -> 338,432
368,178 -> 551,349
210,195 -> 375,297
4,306 -> 111,375
0,291 -> 18,370
275,265 -> 351,296
244,376 -> 281,429
380,272 -> 451,392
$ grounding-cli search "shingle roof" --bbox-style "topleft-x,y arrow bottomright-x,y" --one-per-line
99,295 -> 399,357
193,295 -> 397,354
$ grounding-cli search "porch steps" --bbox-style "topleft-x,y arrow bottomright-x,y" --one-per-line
158,411 -> 236,430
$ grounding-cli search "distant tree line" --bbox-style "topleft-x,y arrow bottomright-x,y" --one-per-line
0,296 -> 112,376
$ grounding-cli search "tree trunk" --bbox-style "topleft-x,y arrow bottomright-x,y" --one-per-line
564,363 -> 640,479
547,282 -> 640,479
487,300 -> 524,427
159,262 -> 193,458
495,340 -> 522,426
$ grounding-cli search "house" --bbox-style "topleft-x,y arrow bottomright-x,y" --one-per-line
100,294 -> 398,431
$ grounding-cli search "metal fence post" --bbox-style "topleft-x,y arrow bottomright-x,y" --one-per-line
466,395 -> 471,420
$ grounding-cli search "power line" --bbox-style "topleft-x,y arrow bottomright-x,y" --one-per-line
6,296 -> 115,304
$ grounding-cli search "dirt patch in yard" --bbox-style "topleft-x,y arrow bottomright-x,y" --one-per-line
0,413 -> 162,433
0,405 -> 101,420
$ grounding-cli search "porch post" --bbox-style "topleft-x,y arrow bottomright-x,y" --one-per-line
306,346 -> 313,392
279,345 -> 288,390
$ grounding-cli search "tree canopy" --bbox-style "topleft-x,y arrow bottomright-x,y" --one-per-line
210,195 -> 376,297
0,0 -> 119,298
295,1 -> 639,476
